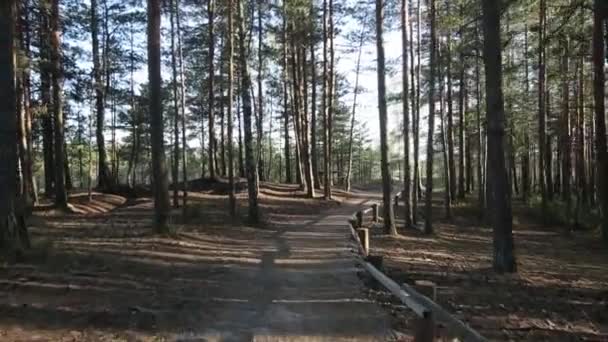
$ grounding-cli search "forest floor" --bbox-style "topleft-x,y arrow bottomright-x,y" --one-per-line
0,183 -> 396,341
362,192 -> 608,341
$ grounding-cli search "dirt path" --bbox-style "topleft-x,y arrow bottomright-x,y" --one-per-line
189,196 -> 393,341
1,188 -> 395,341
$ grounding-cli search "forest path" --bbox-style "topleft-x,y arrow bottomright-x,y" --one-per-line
190,192 -> 393,341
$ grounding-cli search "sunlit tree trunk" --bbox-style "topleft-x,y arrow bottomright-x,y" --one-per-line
375,0 -> 397,235
147,0 -> 170,233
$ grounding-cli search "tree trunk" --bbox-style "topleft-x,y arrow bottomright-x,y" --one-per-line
310,7 -> 320,189
227,0 -> 236,215
401,0 -> 412,227
176,0 -> 188,213
0,0 -> 30,254
593,0 -> 608,242
40,3 -> 54,197
413,0 -> 421,223
560,38 -> 571,219
424,0 -> 437,234
375,0 -> 397,235
345,23 -> 366,193
256,0 -> 265,182
207,0 -> 216,179
237,0 -> 259,223
475,21 -> 484,219
91,0 -> 113,192
446,22 -> 456,203
522,24 -> 531,202
282,0 -> 291,184
538,0 -> 548,222
147,0 -> 170,233
481,0 -> 516,273
457,7 -> 466,200
170,0 -> 180,208
439,43 -> 452,220
322,0 -> 331,199
51,0 -> 67,208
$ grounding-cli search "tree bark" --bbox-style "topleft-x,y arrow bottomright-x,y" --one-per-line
401,0 -> 412,227
375,0 -> 397,235
592,0 -> 608,242
227,0 -> 236,215
40,2 -> 54,196
538,0 -> 548,222
345,23 -> 366,193
51,0 -> 67,208
147,0 -> 170,232
481,0 -> 516,273
237,0 -> 259,223
170,0 -> 180,208
424,0 -> 437,234
91,0 -> 113,192
0,0 -> 30,254
207,0 -> 217,179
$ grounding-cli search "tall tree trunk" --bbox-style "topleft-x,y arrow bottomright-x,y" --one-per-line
375,0 -> 397,235
282,0 -> 291,184
237,0 -> 259,223
207,0 -> 216,179
0,0 -> 30,254
40,2 -> 54,196
593,0 -> 608,242
345,23 -> 366,193
401,0 -> 412,227
176,0 -> 188,212
170,0 -> 180,208
522,24 -> 531,202
439,43 -> 452,220
560,38 -> 571,219
424,0 -> 437,234
227,0 -> 236,215
322,0 -> 331,199
446,20 -> 456,203
51,0 -> 67,208
310,7 -> 320,189
147,0 -> 170,233
237,87 -> 245,177
91,0 -> 113,191
482,0 -> 516,273
576,55 -> 587,205
413,0 -> 421,223
475,21 -> 484,219
17,0 -> 36,205
457,5 -> 466,200
256,0 -> 265,182
538,0 -> 548,222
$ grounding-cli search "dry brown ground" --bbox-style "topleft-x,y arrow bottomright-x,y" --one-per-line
1,183 -> 387,341
362,195 -> 608,341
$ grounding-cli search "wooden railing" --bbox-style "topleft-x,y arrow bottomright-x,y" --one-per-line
348,201 -> 486,342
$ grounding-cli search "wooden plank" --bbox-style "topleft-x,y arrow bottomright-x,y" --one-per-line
400,281 -> 487,342
360,260 -> 429,317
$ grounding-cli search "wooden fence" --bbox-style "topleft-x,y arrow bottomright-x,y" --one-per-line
348,201 -> 487,342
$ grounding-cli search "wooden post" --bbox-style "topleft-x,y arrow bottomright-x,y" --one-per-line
414,311 -> 435,342
356,210 -> 363,228
372,203 -> 379,222
356,228 -> 369,255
